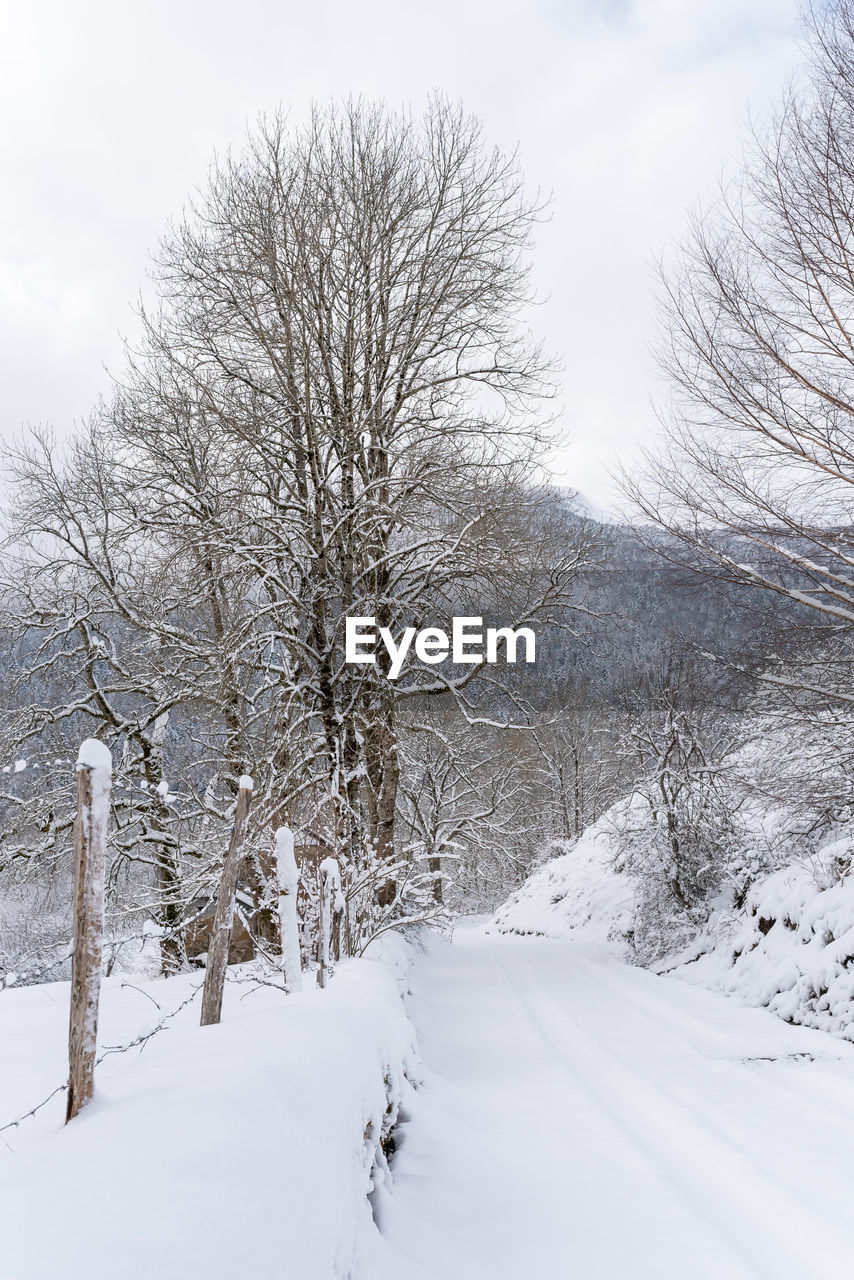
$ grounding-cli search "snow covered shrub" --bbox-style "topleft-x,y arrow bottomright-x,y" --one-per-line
612,786 -> 742,962
491,804 -> 638,945
665,853 -> 854,1039
613,659 -> 746,960
0,875 -> 72,987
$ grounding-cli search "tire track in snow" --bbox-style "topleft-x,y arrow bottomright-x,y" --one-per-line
498,950 -> 851,1279
567,947 -> 854,1146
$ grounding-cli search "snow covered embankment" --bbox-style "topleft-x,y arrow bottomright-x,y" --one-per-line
0,935 -> 419,1280
491,809 -> 636,949
492,806 -> 854,1041
671,862 -> 854,1040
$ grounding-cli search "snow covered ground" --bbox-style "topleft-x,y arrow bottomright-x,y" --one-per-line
5,923 -> 854,1278
669,862 -> 854,1039
491,807 -> 635,946
368,924 -> 854,1279
0,940 -> 417,1280
492,802 -> 854,1042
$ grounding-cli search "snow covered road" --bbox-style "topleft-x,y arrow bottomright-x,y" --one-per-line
368,925 -> 854,1280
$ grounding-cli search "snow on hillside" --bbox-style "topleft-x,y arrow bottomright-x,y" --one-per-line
490,802 -> 638,947
492,802 -> 854,1041
0,938 -> 419,1280
668,862 -> 854,1040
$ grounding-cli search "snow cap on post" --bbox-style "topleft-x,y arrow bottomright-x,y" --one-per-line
76,739 -> 112,777
238,774 -> 254,792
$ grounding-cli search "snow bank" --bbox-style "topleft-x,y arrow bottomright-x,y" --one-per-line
491,804 -> 637,947
669,864 -> 854,1040
492,800 -> 854,1041
0,936 -> 419,1279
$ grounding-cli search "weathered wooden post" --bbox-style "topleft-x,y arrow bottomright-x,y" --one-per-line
66,738 -> 112,1123
200,775 -> 253,1027
317,857 -> 341,989
332,873 -> 345,963
317,860 -> 330,989
274,826 -> 303,992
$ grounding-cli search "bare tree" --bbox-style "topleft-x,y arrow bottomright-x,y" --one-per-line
0,422 -> 251,973
0,96 -> 598,967
136,96 -> 559,867
624,0 -> 854,683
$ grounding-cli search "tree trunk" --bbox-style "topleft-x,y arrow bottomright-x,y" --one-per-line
366,701 -> 399,907
200,778 -> 253,1026
317,857 -> 340,989
429,852 -> 443,904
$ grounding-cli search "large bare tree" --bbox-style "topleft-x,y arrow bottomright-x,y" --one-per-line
1,96 -> 593,959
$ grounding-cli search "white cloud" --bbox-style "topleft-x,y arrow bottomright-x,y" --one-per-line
0,0 -> 802,508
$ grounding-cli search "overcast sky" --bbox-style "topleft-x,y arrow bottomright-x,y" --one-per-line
0,0 -> 803,511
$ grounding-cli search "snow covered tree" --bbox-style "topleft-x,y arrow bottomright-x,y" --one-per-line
626,1 -> 854,664
0,96 -> 596,966
111,98 -> 590,923
613,654 -> 742,958
0,420 -> 262,974
140,99 -> 556,826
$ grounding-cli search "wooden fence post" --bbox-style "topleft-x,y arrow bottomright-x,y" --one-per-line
317,857 -> 341,989
332,880 -> 345,963
66,739 -> 112,1123
200,775 -> 254,1027
274,826 -> 303,992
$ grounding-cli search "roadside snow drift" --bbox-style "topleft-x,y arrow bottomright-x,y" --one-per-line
671,863 -> 854,1040
491,806 -> 636,946
0,939 -> 418,1280
492,802 -> 854,1041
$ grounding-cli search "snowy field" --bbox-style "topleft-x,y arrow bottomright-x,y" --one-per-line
0,940 -> 417,1280
4,923 -> 854,1278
